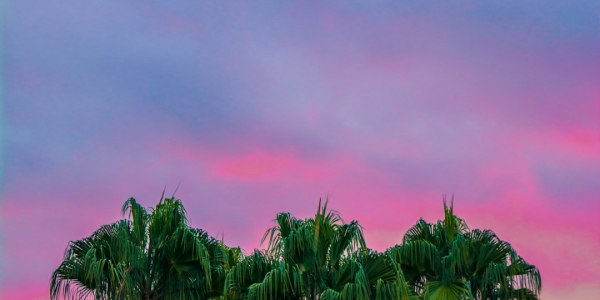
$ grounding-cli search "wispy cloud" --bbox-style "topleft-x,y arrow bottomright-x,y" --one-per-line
3,1 -> 599,298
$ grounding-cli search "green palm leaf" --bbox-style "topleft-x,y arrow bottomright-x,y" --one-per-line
51,197 -> 233,300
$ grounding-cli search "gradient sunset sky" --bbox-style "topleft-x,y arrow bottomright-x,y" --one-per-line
2,1 -> 600,299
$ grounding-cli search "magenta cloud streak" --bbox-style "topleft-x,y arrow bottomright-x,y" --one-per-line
2,1 -> 599,299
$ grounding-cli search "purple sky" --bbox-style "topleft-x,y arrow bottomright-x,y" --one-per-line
2,1 -> 600,299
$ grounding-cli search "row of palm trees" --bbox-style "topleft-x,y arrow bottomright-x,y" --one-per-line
51,196 -> 541,299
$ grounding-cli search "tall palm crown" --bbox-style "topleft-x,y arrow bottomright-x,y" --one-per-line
51,197 -> 236,300
388,198 -> 541,300
225,199 -> 411,300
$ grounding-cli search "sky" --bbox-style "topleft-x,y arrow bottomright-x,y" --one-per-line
2,1 -> 600,299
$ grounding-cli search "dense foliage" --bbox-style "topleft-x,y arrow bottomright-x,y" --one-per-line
51,197 -> 541,300
51,197 -> 241,299
387,200 -> 541,299
225,200 -> 410,300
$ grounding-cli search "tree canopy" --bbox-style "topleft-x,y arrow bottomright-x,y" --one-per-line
52,196 -> 541,300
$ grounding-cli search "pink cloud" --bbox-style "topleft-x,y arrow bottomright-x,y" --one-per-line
4,2 -> 599,299
212,150 -> 313,181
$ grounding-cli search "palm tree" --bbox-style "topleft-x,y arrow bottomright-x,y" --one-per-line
224,250 -> 302,300
388,198 -> 541,300
225,199 -> 411,300
51,197 -> 236,300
